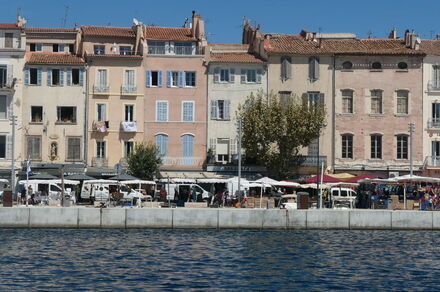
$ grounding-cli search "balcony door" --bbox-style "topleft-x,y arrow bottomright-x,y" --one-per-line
432,141 -> 440,166
433,103 -> 440,121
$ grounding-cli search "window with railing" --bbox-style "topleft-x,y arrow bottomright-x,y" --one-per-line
432,65 -> 440,90
148,41 -> 166,55
174,42 -> 193,55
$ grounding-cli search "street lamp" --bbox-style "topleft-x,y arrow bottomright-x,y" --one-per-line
316,124 -> 326,209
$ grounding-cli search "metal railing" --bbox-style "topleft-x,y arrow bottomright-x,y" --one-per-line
92,157 -> 108,168
121,85 -> 137,94
428,81 -> 440,91
161,157 -> 204,166
93,85 -> 109,93
427,118 -> 440,128
424,156 -> 440,168
296,155 -> 328,167
148,46 -> 166,55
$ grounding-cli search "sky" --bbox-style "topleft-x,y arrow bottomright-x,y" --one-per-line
1,0 -> 440,43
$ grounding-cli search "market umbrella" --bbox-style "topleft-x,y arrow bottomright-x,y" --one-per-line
109,173 -> 139,181
29,173 -> 58,180
347,174 -> 378,183
65,174 -> 95,180
303,174 -> 341,184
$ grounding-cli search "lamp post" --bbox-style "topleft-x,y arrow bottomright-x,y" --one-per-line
316,124 -> 326,208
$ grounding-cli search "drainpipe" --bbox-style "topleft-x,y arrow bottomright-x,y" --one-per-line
84,64 -> 89,167
332,55 -> 336,173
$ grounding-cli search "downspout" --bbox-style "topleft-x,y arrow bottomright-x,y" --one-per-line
84,63 -> 89,167
332,55 -> 336,173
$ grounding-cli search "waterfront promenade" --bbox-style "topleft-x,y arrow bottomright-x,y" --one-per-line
0,207 -> 439,229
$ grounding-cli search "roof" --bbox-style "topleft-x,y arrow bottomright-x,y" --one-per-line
0,23 -> 19,29
81,25 -> 135,38
420,40 -> 440,56
25,27 -> 77,33
85,54 -> 142,60
26,53 -> 85,65
210,52 -> 264,63
144,26 -> 195,41
263,34 -> 424,55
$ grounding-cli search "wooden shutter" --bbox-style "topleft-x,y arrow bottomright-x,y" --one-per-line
214,67 -> 220,83
24,67 -> 29,85
146,70 -> 151,87
66,68 -> 72,86
314,58 -> 320,80
167,71 -> 172,87
211,100 -> 218,120
37,68 -> 42,85
59,68 -> 64,86
224,100 -> 231,120
319,93 -> 325,105
158,70 -> 163,87
59,44 -> 64,52
79,68 -> 85,86
47,68 -> 52,86
229,68 -> 235,83
178,71 -> 184,87
240,69 -> 246,83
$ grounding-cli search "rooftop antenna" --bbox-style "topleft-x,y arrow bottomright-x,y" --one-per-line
16,7 -> 21,20
367,30 -> 373,39
62,5 -> 69,27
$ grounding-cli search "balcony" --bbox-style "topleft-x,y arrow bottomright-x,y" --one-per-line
296,155 -> 328,167
161,157 -> 204,167
121,85 -> 137,95
93,85 -> 109,94
428,81 -> 440,92
92,121 -> 109,132
427,118 -> 440,129
92,157 -> 108,168
424,156 -> 440,169
120,121 -> 137,132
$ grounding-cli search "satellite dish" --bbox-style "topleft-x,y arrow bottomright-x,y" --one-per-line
133,18 -> 139,25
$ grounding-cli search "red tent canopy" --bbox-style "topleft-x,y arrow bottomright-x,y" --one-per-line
346,174 -> 377,183
303,174 -> 342,184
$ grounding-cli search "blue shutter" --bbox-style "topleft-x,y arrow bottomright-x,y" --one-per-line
37,68 -> 42,86
47,68 -> 52,86
59,44 -> 65,52
36,44 -> 42,51
24,68 -> 29,85
178,71 -> 184,88
146,70 -> 151,87
158,70 -> 163,87
193,72 -> 197,87
167,71 -> 171,88
66,68 -> 72,86
60,68 -> 64,86
79,68 -> 85,86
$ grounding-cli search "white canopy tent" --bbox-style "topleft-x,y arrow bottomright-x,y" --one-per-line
19,179 -> 80,185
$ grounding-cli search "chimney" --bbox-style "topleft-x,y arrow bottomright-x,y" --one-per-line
191,11 -> 205,41
404,29 -> 410,47
388,28 -> 397,39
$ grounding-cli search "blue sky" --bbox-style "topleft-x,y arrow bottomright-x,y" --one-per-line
1,0 -> 440,43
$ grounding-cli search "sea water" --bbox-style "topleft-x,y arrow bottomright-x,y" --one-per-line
0,229 -> 439,290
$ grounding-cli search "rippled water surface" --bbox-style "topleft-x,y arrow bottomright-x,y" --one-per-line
1,229 -> 440,290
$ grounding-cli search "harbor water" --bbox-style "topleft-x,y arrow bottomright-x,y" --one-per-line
0,229 -> 439,290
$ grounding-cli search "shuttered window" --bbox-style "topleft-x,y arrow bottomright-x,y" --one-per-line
182,101 -> 194,122
341,134 -> 353,159
309,57 -> 319,82
156,134 -> 168,156
67,137 -> 81,160
156,101 -> 168,122
281,56 -> 292,81
182,135 -> 194,165
27,136 -> 41,160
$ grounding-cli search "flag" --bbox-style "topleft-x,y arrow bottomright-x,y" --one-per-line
26,161 -> 33,175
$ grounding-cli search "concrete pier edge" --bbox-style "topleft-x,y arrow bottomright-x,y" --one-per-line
0,207 -> 438,229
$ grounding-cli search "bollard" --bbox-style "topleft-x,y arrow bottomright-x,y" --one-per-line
2,188 -> 12,207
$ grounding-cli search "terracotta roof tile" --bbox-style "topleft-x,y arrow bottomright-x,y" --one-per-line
0,23 -> 19,29
26,52 -> 85,65
264,34 -> 423,55
82,25 -> 135,38
86,54 -> 142,60
144,26 -> 195,41
210,52 -> 264,63
420,40 -> 440,56
25,27 -> 77,33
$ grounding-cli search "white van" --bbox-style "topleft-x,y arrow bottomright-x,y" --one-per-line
159,183 -> 211,201
18,180 -> 73,199
330,187 -> 357,208
81,180 -> 145,202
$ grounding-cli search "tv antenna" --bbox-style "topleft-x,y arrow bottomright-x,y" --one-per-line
367,30 -> 373,38
62,5 -> 69,27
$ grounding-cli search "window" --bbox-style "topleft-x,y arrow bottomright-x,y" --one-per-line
124,141 -> 134,157
398,62 -> 408,70
124,104 -> 134,122
341,90 -> 353,114
281,56 -> 292,81
49,68 -> 61,86
95,105 -> 106,125
216,138 -> 230,163
96,69 -> 108,89
0,96 -> 6,119
185,71 -> 196,87
211,100 -> 230,120
146,70 -> 162,87
397,135 -> 408,159
396,90 -> 409,114
0,67 -> 5,88
67,137 -> 81,160
341,134 -> 353,158
432,65 -> 440,89
123,70 -> 135,92
4,33 -> 13,48
147,41 -> 165,55
370,90 -> 382,114
156,134 -> 168,156
372,62 -> 382,70
30,43 -> 42,52
53,44 -> 64,52
94,45 -> 105,55
0,135 -> 5,158
306,92 -> 324,107
96,141 -> 106,158
342,61 -> 353,70
156,101 -> 168,122
69,44 -> 74,53
174,42 -> 193,55
245,69 -> 256,83
182,101 -> 194,122
29,68 -> 41,85
167,71 -> 179,87
182,135 -> 194,165
27,136 -> 41,160
120,46 -> 131,55
57,106 -> 76,123
309,57 -> 319,81
279,91 -> 292,106
214,68 -> 235,83
371,135 -> 382,159
71,69 -> 80,85
31,106 -> 43,123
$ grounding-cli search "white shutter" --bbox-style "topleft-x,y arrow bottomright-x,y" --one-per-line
241,69 -> 246,83
6,64 -> 13,87
211,100 -> 218,120
224,100 -> 230,120
214,67 -> 220,83
229,68 -> 235,83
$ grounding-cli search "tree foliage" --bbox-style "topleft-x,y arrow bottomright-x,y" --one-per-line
126,142 -> 162,180
237,90 -> 326,179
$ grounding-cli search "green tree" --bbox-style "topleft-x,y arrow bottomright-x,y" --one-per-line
238,90 -> 326,179
126,142 -> 162,180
